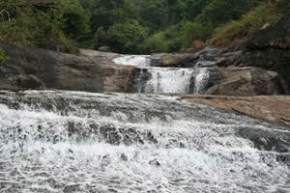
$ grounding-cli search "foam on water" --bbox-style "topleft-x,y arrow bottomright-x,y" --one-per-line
113,55 -> 206,94
113,55 -> 151,67
144,67 -> 195,94
0,91 -> 289,193
195,68 -> 210,94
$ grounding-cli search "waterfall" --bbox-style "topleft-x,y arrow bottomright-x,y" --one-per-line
144,67 -> 195,94
194,67 -> 210,94
113,55 -> 210,94
0,90 -> 289,193
113,55 -> 151,67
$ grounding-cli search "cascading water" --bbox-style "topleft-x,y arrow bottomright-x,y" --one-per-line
144,67 -> 195,94
113,55 -> 210,94
113,55 -> 151,67
0,90 -> 290,193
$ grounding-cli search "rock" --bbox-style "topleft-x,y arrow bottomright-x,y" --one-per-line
246,14 -> 290,50
102,65 -> 137,92
149,159 -> 161,166
98,46 -> 111,52
63,184 -> 82,193
11,75 -> 45,89
182,95 -> 290,127
120,153 -> 128,161
205,67 -> 285,96
216,14 -> 290,93
151,53 -> 198,67
192,40 -> 206,50
0,44 -> 136,92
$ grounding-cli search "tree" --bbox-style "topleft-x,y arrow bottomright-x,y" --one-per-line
96,19 -> 148,53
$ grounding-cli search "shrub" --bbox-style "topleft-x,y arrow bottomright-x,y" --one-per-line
0,0 -> 84,53
0,49 -> 8,65
143,26 -> 182,53
180,21 -> 210,48
96,20 -> 148,54
210,1 -> 284,46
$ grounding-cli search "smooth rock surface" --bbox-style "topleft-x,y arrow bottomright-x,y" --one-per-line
182,95 -> 290,127
205,67 -> 285,96
0,44 -> 137,92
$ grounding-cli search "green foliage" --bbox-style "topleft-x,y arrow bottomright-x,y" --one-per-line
81,0 -> 215,53
0,0 -> 288,53
57,0 -> 90,39
180,21 -> 209,48
143,26 -> 182,53
0,48 -> 8,65
210,0 -> 289,46
0,0 -> 90,53
96,20 -> 148,53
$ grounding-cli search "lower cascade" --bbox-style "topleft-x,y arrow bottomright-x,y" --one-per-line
113,55 -> 210,94
0,90 -> 289,193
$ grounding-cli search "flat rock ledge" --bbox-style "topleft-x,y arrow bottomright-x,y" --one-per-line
181,95 -> 290,127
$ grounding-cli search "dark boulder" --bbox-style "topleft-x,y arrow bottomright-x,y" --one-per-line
217,14 -> 290,93
0,44 -> 137,92
206,67 -> 286,96
11,74 -> 45,89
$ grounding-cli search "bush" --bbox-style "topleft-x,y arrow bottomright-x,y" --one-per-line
0,0 -> 85,53
143,25 -> 182,53
0,49 -> 8,65
180,21 -> 209,48
96,20 -> 148,53
210,1 -> 285,46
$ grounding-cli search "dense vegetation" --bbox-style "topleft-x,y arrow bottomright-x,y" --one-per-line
0,48 -> 8,64
0,0 -> 289,53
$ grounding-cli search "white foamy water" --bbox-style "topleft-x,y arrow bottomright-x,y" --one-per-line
195,67 -> 210,94
144,67 -> 195,94
113,55 -> 211,94
113,55 -> 151,67
0,91 -> 289,193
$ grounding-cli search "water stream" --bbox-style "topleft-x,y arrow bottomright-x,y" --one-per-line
113,55 -> 210,94
0,90 -> 289,193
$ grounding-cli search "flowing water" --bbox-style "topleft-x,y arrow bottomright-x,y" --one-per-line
0,90 -> 290,193
113,55 -> 210,94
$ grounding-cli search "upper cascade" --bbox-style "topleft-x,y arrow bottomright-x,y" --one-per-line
113,55 -> 210,94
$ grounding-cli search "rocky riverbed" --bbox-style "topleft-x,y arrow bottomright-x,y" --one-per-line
0,90 -> 289,193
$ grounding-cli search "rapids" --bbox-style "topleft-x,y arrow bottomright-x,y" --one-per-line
0,90 -> 289,193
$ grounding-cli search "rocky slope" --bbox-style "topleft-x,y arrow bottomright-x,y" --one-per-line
0,43 -> 286,95
218,13 -> 290,93
182,95 -> 290,127
0,44 -> 139,92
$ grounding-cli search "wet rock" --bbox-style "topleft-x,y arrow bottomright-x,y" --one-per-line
63,184 -> 82,193
98,46 -> 111,52
149,159 -> 161,166
147,131 -> 158,144
237,127 -> 290,153
122,128 -> 144,145
120,153 -> 128,161
182,95 -> 290,127
216,14 -> 290,93
147,190 -> 158,193
205,67 -> 285,96
0,44 -> 137,92
11,74 -> 44,89
108,188 -> 118,193
99,125 -> 122,145
151,53 -> 197,67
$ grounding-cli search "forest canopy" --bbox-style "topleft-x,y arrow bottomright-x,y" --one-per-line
0,0 -> 289,54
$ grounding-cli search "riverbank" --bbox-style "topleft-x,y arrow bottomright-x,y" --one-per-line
181,95 -> 290,127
